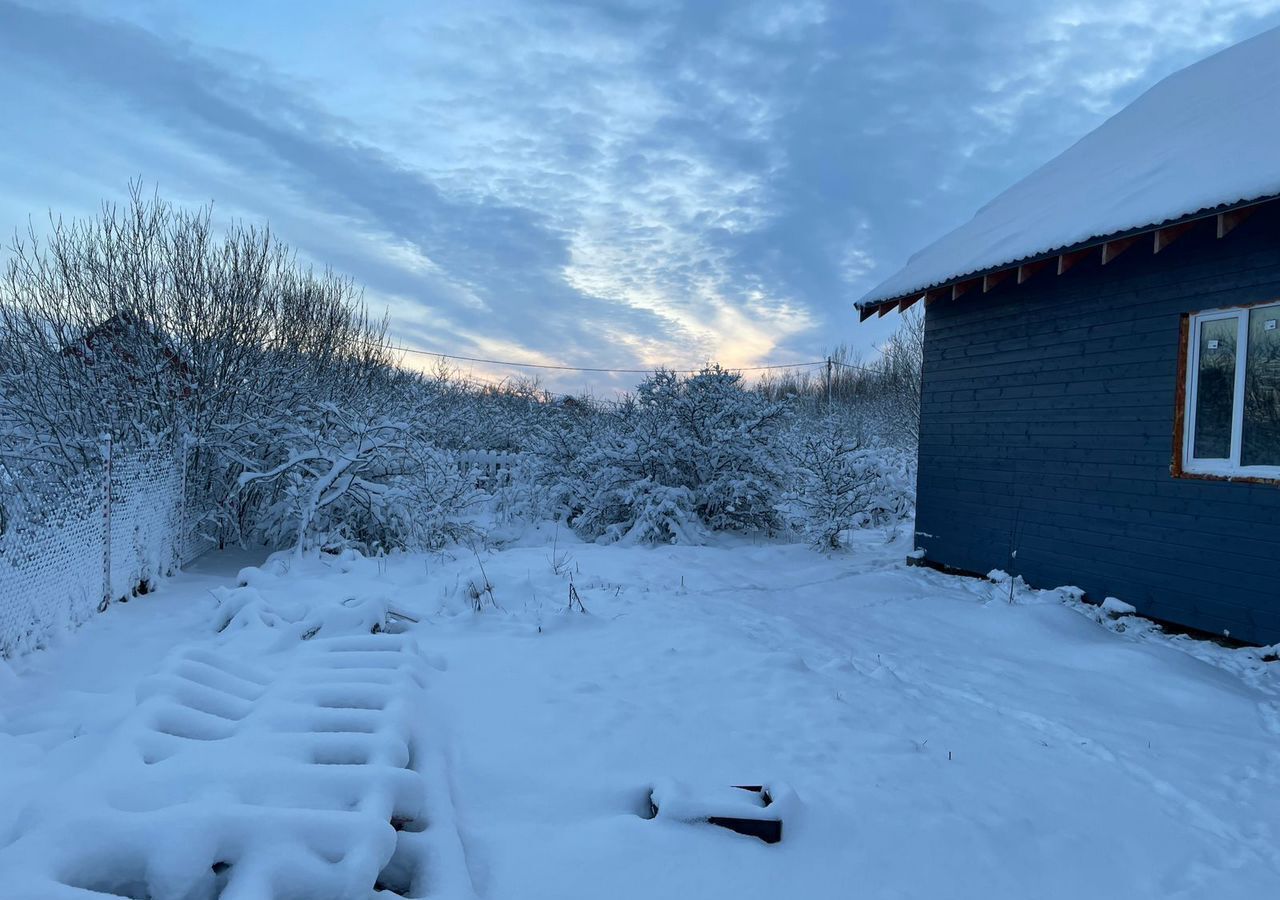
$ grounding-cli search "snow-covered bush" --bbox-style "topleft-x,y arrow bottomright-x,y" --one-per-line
546,367 -> 789,544
227,402 -> 478,555
783,417 -> 915,549
0,186 -> 924,568
485,453 -> 548,525
514,395 -> 606,524
571,474 -> 705,545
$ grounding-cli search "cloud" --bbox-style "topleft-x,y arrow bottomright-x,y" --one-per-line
724,0 -> 1280,348
969,0 -> 1280,130
0,0 -> 749,387
2,0 -> 1280,390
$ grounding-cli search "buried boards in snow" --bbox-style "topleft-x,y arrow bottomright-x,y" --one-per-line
646,780 -> 790,844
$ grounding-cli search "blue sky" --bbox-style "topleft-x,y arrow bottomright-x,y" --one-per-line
3,0 -> 1279,392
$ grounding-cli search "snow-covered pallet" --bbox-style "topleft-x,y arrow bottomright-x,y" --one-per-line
0,632 -> 473,899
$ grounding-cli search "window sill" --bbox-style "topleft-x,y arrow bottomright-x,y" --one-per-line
1172,465 -> 1280,486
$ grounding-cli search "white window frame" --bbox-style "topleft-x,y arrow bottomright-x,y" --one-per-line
1182,303 -> 1280,480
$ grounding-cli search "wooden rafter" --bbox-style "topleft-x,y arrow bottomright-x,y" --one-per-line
899,293 -> 924,312
1057,248 -> 1093,275
924,288 -> 948,306
1101,236 -> 1138,265
1217,207 -> 1254,238
1153,222 -> 1194,253
1017,260 -> 1048,284
951,279 -> 978,301
982,270 -> 1011,293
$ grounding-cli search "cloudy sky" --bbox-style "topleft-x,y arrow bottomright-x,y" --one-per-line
3,0 -> 1279,392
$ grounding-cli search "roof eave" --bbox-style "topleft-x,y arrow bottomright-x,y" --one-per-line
855,193 -> 1280,320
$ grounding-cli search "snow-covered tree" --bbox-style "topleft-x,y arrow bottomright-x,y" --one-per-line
547,366 -> 789,544
782,416 -> 915,550
227,400 -> 477,555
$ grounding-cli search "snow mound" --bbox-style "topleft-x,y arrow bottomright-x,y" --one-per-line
1101,597 -> 1138,616
211,582 -> 392,644
861,26 -> 1280,305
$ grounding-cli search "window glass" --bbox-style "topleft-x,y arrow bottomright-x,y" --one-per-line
1242,304 -> 1280,467
1192,317 -> 1237,459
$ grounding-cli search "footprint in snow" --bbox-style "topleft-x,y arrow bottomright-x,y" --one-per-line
761,651 -> 811,673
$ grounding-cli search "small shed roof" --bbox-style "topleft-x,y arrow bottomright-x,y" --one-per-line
858,26 -> 1280,315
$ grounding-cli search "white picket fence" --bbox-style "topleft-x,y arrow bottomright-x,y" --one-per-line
0,441 -> 213,658
458,449 -> 518,487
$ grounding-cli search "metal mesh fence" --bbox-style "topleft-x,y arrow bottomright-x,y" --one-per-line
0,441 -> 212,658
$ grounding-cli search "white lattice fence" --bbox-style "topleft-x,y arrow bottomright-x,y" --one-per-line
0,442 -> 209,658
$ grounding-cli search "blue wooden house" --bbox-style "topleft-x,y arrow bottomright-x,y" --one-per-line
858,29 -> 1280,645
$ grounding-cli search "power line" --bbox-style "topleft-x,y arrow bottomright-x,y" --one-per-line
829,358 -> 891,376
379,343 -> 833,375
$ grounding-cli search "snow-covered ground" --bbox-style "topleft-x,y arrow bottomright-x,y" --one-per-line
1,526 -> 1277,899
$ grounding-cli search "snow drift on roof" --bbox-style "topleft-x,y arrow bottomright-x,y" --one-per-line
860,26 -> 1280,307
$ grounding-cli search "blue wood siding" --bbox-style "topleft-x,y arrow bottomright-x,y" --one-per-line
915,205 -> 1280,645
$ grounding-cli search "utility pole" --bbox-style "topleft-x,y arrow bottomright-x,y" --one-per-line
826,356 -> 833,413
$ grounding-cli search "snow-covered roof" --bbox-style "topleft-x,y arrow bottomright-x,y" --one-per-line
859,26 -> 1280,309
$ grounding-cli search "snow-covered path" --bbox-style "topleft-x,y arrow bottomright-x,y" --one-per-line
1,529 -> 1277,899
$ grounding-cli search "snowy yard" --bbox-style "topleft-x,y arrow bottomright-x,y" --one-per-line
1,526 -> 1278,899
